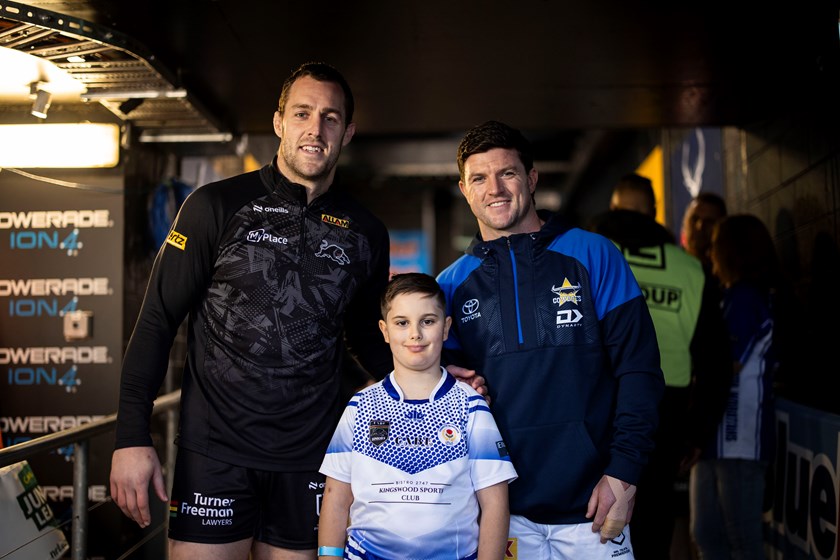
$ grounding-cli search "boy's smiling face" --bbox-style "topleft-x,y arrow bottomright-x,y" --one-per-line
379,291 -> 451,376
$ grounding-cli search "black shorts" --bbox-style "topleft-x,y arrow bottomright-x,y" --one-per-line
167,447 -> 324,549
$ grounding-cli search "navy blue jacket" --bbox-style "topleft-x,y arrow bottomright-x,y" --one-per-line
437,212 -> 664,524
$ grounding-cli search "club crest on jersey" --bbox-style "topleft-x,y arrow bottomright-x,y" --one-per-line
166,229 -> 187,250
551,278 -> 582,305
321,214 -> 349,228
438,424 -> 462,446
315,239 -> 350,265
369,420 -> 390,446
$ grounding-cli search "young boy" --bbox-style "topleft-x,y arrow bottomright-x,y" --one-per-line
318,273 -> 517,559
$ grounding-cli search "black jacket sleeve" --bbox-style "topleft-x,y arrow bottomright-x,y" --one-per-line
685,273 -> 734,452
114,187 -> 219,448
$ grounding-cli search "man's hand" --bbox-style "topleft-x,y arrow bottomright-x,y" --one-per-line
445,364 -> 488,401
585,475 -> 636,543
110,446 -> 168,528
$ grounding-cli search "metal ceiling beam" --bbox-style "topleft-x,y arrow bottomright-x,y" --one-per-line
0,1 -> 229,142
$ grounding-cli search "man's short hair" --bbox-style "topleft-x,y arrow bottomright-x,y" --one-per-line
611,173 -> 656,216
456,121 -> 534,179
693,192 -> 728,217
380,273 -> 446,319
277,62 -> 355,124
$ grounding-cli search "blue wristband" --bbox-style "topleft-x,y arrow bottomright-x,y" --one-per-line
318,546 -> 344,557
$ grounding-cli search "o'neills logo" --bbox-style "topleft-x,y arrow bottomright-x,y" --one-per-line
321,214 -> 349,228
170,493 -> 235,526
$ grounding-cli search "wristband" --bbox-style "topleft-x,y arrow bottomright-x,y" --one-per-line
318,546 -> 344,557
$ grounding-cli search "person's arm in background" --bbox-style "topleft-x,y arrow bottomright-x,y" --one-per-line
681,275 -> 733,471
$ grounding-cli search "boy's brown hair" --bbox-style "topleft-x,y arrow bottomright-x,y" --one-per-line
380,273 -> 446,319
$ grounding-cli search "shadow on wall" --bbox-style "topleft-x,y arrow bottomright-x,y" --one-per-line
777,225 -> 840,413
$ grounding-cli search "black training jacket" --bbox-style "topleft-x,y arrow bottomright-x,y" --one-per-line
115,161 -> 392,470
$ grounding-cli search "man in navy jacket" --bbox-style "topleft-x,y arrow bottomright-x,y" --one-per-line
438,121 -> 664,559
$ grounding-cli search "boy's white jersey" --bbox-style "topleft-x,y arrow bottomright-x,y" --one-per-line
320,368 -> 517,560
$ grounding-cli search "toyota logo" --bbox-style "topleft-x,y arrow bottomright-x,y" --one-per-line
462,299 -> 480,315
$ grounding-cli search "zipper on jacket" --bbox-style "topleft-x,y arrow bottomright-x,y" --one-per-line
507,239 -> 524,345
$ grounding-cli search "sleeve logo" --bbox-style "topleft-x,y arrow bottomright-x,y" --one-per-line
321,214 -> 349,228
166,230 -> 187,251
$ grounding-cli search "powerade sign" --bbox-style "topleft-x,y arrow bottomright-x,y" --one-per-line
0,210 -> 114,257
767,399 -> 840,559
1,277 -> 111,318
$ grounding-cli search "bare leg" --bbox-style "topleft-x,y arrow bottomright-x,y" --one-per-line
169,537 -> 253,560
252,541 -> 316,560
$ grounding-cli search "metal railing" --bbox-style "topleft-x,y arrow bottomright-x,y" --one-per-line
0,390 -> 180,560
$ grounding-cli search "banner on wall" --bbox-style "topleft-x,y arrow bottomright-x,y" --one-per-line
0,171 -> 124,556
668,127 -> 725,235
766,398 -> 840,560
389,230 -> 431,276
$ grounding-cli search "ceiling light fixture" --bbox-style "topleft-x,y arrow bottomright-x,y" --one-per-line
138,131 -> 233,143
29,81 -> 52,119
81,89 -> 187,101
0,123 -> 120,168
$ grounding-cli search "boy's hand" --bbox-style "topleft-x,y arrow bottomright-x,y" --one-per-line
446,364 -> 489,402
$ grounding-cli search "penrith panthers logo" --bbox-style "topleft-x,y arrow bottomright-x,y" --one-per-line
315,240 -> 350,265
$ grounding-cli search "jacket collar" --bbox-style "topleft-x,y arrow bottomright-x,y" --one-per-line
465,210 -> 573,257
259,156 -> 336,207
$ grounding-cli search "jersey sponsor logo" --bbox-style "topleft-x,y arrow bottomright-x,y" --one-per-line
166,229 -> 187,250
405,409 -> 425,421
246,228 -> 288,245
315,240 -> 350,265
369,420 -> 390,446
321,213 -> 349,228
639,282 -> 682,312
551,278 -> 582,305
394,435 -> 434,448
505,538 -> 518,558
496,440 -> 509,458
438,424 -> 462,446
610,530 -> 632,556
253,204 -> 288,214
460,299 -> 481,323
171,493 -> 235,526
556,308 -> 583,327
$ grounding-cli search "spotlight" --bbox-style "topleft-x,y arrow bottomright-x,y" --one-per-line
29,82 -> 52,119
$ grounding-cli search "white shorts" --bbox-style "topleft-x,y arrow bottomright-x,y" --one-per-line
507,515 -> 634,560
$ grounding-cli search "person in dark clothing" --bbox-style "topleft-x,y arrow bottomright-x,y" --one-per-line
109,62 -> 394,560
439,122 -> 664,559
590,174 -> 732,560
